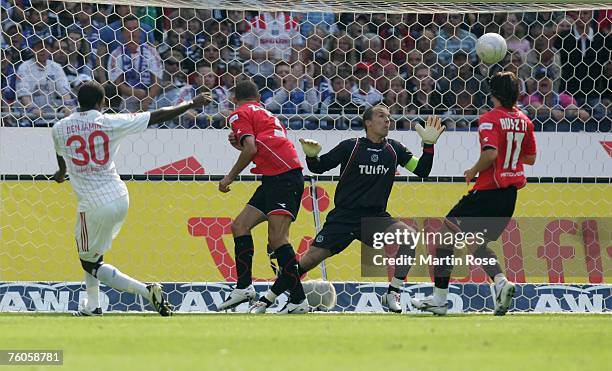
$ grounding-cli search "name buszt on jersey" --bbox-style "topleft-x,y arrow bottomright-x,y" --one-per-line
500,118 -> 527,132
359,165 -> 389,175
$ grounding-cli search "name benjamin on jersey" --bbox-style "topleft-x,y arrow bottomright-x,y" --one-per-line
64,122 -> 102,135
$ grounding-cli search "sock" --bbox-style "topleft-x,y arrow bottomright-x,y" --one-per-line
96,264 -> 149,299
85,272 -> 100,309
473,245 -> 503,280
273,244 -> 306,303
494,273 -> 507,286
391,243 -> 416,283
271,261 -> 308,297
432,287 -> 449,306
433,247 -> 454,290
234,235 -> 254,289
264,290 -> 277,303
259,297 -> 273,306
388,277 -> 404,293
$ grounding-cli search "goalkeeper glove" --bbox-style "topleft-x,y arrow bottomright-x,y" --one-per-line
415,115 -> 446,144
299,138 -> 322,157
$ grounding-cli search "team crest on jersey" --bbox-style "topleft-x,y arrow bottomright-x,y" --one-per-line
316,235 -> 324,243
371,154 -> 379,163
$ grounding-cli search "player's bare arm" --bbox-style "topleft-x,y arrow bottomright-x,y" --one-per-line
464,148 -> 498,184
520,154 -> 537,165
228,132 -> 242,151
52,155 -> 67,183
219,136 -> 257,193
148,92 -> 212,125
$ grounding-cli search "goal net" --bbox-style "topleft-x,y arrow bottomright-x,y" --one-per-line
0,0 -> 610,313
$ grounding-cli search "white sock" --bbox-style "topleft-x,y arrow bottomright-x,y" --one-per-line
85,272 -> 100,309
432,287 -> 448,306
390,277 -> 404,290
494,273 -> 507,287
96,264 -> 150,299
264,290 -> 277,303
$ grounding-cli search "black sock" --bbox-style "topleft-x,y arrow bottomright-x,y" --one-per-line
434,247 -> 454,290
387,285 -> 400,293
473,245 -> 503,280
234,235 -> 254,289
392,243 -> 416,282
273,244 -> 305,303
259,297 -> 273,306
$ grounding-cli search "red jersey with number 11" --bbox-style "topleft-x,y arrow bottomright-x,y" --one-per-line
229,102 -> 302,176
473,107 -> 537,191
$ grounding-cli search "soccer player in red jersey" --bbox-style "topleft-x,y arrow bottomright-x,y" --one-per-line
217,80 -> 308,314
411,71 -> 537,316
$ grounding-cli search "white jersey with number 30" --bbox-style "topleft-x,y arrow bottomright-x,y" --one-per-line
52,110 -> 151,212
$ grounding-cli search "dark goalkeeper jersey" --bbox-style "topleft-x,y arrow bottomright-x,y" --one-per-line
306,137 -> 434,219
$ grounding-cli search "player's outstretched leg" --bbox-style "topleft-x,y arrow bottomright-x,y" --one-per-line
473,245 -> 515,315
74,272 -> 103,317
80,258 -> 172,316
218,206 -> 264,311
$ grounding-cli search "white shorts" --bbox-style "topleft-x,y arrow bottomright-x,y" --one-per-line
75,195 -> 129,263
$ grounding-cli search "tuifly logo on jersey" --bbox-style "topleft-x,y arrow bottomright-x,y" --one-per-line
359,165 -> 389,175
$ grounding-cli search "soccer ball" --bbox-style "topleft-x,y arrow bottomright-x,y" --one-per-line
475,33 -> 507,64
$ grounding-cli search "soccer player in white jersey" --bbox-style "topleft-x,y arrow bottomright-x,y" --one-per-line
51,81 -> 211,316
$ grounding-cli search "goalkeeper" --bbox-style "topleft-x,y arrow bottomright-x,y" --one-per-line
251,105 -> 445,313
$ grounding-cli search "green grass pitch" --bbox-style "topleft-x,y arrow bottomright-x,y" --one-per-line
1,313 -> 610,371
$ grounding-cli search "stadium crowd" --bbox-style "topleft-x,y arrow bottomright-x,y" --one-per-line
1,1 -> 610,131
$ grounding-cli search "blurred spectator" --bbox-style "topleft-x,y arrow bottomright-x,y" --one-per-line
446,81 -> 481,130
383,76 -> 410,129
400,49 -> 423,79
500,13 -> 531,55
443,51 -> 487,112
379,13 -> 415,51
320,76 -> 359,129
329,31 -> 359,68
261,61 -> 291,102
265,62 -> 319,129
555,10 -> 610,106
1,20 -> 25,64
433,14 -> 478,65
522,68 -> 590,131
53,32 -> 96,91
494,51 -> 529,96
21,4 -> 64,47
293,10 -> 337,37
351,63 -> 383,113
406,64 -> 445,115
16,37 -> 73,126
68,5 -> 106,82
240,11 -> 303,78
297,27 -> 329,65
174,63 -> 231,128
1,47 -> 17,122
596,9 -> 611,33
526,24 -> 561,92
154,51 -> 188,113
99,5 -> 154,59
107,15 -> 162,112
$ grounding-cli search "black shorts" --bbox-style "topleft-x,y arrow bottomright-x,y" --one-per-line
247,168 -> 304,221
445,187 -> 518,241
312,209 -> 400,255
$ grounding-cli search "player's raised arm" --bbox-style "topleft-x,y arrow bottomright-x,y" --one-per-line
300,138 -> 350,174
403,115 -> 445,178
148,92 -> 212,126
